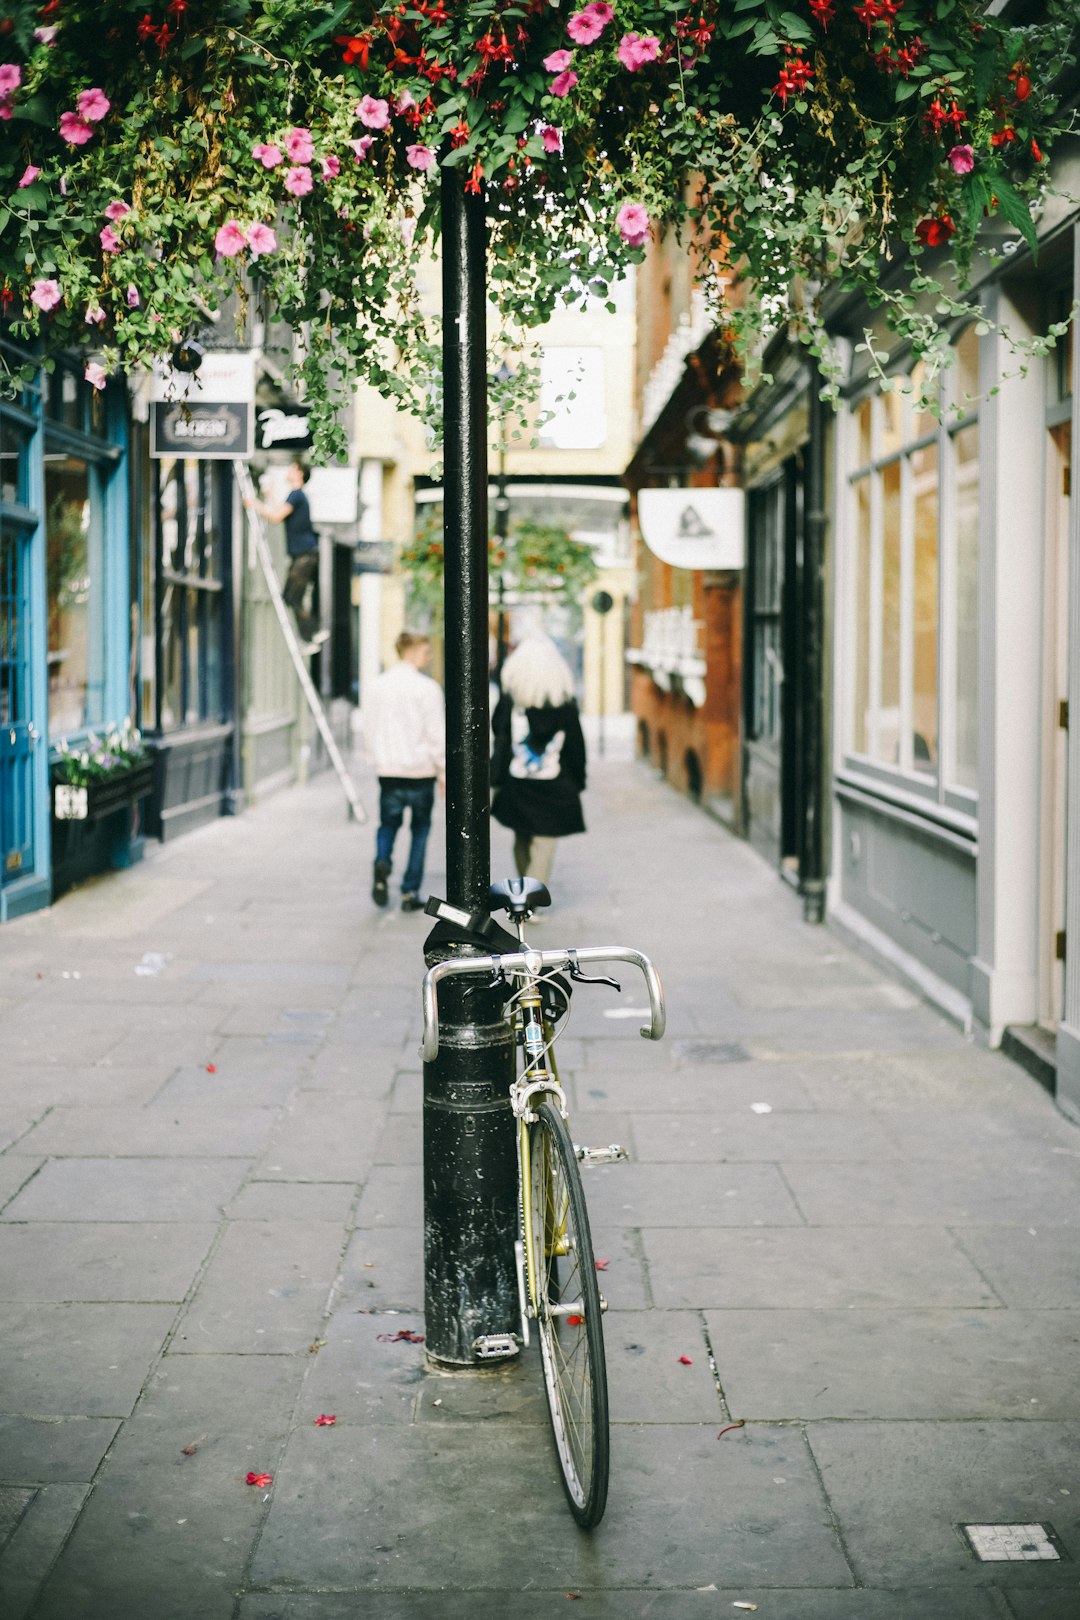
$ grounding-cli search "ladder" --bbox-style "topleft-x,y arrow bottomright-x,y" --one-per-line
234,460 -> 367,825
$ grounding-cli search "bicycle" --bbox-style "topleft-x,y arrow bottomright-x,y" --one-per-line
420,876 -> 666,1528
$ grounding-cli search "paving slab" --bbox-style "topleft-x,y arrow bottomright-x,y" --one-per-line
225,1180 -> 357,1222
0,1158 -> 44,1212
1,1157 -> 250,1222
10,1104 -> 280,1159
584,1161 -> 805,1228
807,1421 -> 1080,1588
0,1303 -> 176,1416
172,1220 -> 347,1354
0,1221 -> 216,1302
152,1064 -> 303,1108
331,1226 -> 424,1314
0,1065 -> 173,1108
707,1308 -> 1080,1419
137,1350 -> 308,1425
255,1093 -> 386,1181
627,1107 -> 900,1162
641,1225 -> 999,1309
952,1226 -> 1080,1308
0,1417 -> 120,1484
252,1422 -> 851,1591
354,1163 -> 423,1228
783,1157 -> 1080,1226
0,1483 -> 90,1620
236,1592 -> 1007,1620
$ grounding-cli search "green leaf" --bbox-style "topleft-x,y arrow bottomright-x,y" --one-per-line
989,174 -> 1039,259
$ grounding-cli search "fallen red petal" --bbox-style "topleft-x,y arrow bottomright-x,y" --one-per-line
245,1471 -> 273,1487
314,1414 -> 337,1426
717,1420 -> 747,1439
206,1063 -> 217,1073
594,1258 -> 609,1270
376,1329 -> 425,1344
566,1314 -> 584,1326
679,1354 -> 693,1365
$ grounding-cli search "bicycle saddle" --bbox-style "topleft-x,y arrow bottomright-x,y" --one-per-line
488,876 -> 551,918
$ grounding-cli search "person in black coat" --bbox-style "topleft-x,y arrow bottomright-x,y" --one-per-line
491,633 -> 586,889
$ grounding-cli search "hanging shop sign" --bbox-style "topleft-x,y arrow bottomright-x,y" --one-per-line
637,487 -> 745,571
150,400 -> 253,458
255,404 -> 314,453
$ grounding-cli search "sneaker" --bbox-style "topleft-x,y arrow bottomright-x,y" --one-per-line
401,893 -> 425,913
372,860 -> 390,907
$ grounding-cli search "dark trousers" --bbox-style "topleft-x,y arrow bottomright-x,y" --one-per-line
283,552 -> 319,641
376,778 -> 436,896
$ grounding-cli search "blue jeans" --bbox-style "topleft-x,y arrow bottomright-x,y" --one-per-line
376,778 -> 435,896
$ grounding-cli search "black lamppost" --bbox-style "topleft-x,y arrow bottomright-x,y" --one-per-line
492,358 -> 513,689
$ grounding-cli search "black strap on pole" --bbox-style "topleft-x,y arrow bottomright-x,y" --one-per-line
422,167 -> 518,1366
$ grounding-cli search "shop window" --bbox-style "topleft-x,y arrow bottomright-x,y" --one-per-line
157,458 -> 229,730
46,455 -> 105,738
846,330 -> 979,798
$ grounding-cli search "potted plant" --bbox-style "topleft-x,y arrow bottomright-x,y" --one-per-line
51,718 -> 153,823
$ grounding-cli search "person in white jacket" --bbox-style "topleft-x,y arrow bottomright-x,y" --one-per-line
363,630 -> 445,911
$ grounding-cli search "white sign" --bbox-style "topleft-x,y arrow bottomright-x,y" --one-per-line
637,487 -> 745,571
151,350 -> 256,405
308,467 -> 359,525
54,784 -> 88,821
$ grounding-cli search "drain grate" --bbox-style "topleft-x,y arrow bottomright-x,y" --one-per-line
961,1524 -> 1062,1562
676,1040 -> 751,1065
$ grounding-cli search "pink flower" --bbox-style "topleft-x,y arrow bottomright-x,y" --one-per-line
284,165 -> 313,197
84,361 -> 107,391
550,70 -> 579,97
400,216 -> 417,247
77,88 -> 110,123
321,154 -> 340,180
406,144 -> 435,171
0,65 -> 21,95
541,125 -> 563,154
617,32 -> 660,70
348,136 -> 374,162
126,284 -> 140,308
34,25 -> 58,45
356,95 -> 389,129
543,50 -> 574,72
59,111 -> 95,145
85,302 -> 106,325
616,201 -> 650,246
568,3 -> 614,44
214,219 -> 247,257
252,142 -> 283,169
99,225 -> 121,253
18,165 -> 41,188
246,221 -> 277,258
285,127 -> 314,163
947,143 -> 975,174
30,278 -> 61,312
104,200 -> 130,221
395,90 -> 416,114
0,103 -> 12,121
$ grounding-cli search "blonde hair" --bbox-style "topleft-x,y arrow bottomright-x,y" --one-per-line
501,634 -> 575,710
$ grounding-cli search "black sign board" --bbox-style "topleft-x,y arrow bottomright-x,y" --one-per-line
151,401 -> 252,459
255,404 -> 314,454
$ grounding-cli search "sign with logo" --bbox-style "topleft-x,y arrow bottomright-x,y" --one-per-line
151,401 -> 253,459
151,350 -> 256,404
255,404 -> 314,453
637,487 -> 745,571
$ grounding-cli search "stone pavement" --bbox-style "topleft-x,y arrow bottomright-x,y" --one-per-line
1,754 -> 1079,1620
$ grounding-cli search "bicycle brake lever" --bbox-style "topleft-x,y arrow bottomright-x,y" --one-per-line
567,951 -> 621,993
462,957 -> 507,1001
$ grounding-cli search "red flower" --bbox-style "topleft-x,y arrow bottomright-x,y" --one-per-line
990,126 -> 1017,147
155,22 -> 175,52
915,213 -> 955,248
465,158 -> 485,194
450,118 -> 469,148
314,1414 -> 337,1426
678,1355 -> 693,1365
1008,62 -> 1032,102
773,54 -> 813,107
809,0 -> 835,27
335,35 -> 371,68
167,0 -> 188,16
246,1472 -> 273,1488
136,12 -> 157,41
853,0 -> 882,35
1031,137 -> 1045,162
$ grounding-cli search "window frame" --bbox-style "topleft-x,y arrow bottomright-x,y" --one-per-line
842,335 -> 980,822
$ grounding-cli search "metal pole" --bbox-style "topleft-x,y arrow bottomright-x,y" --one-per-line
423,168 -> 519,1366
801,367 -> 827,924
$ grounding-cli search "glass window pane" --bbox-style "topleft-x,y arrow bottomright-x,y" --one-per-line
952,423 -> 979,790
851,477 -> 871,754
878,460 -> 901,766
46,456 -> 95,739
855,398 -> 872,466
1,415 -> 33,506
912,442 -> 939,774
880,389 -> 904,458
160,576 -> 182,730
954,325 -> 979,412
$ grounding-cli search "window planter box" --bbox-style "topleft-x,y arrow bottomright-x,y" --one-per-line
49,761 -> 155,900
52,760 -> 155,823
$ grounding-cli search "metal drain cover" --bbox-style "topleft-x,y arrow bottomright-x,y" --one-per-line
962,1524 -> 1062,1562
676,1040 -> 751,1065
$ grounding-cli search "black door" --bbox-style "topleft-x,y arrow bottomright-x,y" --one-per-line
743,459 -> 801,872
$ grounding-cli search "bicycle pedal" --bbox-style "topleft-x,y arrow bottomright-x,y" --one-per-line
575,1143 -> 628,1166
472,1333 -> 521,1361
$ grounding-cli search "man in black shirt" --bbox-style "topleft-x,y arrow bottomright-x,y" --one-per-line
245,460 -> 328,652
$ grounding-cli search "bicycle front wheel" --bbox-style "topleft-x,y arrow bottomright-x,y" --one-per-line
527,1098 -> 609,1528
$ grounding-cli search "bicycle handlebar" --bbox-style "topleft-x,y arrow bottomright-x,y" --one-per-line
420,946 -> 666,1063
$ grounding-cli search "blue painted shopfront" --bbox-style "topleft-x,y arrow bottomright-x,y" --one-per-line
0,345 -> 132,920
